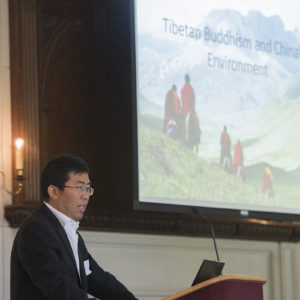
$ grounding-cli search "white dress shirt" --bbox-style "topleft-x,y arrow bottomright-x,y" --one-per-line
44,202 -> 81,277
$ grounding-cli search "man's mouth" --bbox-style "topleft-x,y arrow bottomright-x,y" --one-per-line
78,205 -> 86,212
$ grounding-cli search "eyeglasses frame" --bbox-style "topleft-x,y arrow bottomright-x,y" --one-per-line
64,185 -> 94,196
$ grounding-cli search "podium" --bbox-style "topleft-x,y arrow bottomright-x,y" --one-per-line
163,275 -> 267,300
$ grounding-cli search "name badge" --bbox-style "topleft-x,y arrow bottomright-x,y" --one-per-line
84,259 -> 92,276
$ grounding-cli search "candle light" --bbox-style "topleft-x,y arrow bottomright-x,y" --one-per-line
15,138 -> 24,173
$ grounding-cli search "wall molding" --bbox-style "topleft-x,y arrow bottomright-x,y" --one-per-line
5,204 -> 300,241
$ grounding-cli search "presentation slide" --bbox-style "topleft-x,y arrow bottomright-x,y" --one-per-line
134,0 -> 300,216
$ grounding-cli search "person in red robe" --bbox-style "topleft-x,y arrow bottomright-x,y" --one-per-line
180,74 -> 195,117
163,84 -> 181,134
261,167 -> 274,197
233,139 -> 245,179
220,126 -> 232,172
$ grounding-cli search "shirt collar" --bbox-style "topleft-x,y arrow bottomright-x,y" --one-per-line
44,201 -> 79,232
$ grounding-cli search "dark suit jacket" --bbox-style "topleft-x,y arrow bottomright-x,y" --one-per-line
10,204 -> 138,300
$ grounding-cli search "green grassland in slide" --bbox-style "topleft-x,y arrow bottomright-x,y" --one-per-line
139,116 -> 299,209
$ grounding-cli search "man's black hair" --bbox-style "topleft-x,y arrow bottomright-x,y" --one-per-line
40,154 -> 89,200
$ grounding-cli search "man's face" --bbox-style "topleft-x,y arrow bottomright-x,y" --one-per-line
48,172 -> 91,221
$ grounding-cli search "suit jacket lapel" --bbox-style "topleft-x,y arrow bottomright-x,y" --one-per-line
57,228 -> 77,267
78,245 -> 88,290
40,204 -> 81,283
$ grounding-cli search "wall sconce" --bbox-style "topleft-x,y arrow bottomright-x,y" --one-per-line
0,137 -> 24,195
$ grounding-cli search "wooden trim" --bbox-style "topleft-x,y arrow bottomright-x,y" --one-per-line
162,275 -> 267,300
5,204 -> 300,242
9,0 -> 41,203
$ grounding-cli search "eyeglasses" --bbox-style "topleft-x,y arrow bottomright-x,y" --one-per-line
64,185 -> 94,196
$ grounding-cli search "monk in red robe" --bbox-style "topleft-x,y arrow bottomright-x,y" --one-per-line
233,139 -> 244,179
181,74 -> 195,117
261,167 -> 274,197
220,126 -> 232,171
163,85 -> 181,133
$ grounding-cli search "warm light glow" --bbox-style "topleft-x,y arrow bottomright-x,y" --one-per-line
15,138 -> 24,171
15,138 -> 24,149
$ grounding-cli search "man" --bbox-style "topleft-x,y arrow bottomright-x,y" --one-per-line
220,126 -> 232,172
180,74 -> 195,117
261,166 -> 274,197
233,139 -> 245,180
185,110 -> 201,152
11,154 -> 138,300
163,84 -> 181,134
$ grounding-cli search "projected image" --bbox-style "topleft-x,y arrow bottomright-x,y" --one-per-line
135,0 -> 300,214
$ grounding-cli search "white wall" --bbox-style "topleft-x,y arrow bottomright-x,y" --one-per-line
1,225 -> 300,300
0,0 -> 300,299
81,231 -> 282,300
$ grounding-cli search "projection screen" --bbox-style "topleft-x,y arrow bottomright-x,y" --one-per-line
132,0 -> 300,220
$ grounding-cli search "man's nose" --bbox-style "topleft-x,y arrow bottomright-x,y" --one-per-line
81,190 -> 90,200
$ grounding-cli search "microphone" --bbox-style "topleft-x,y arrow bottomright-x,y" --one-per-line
192,207 -> 221,262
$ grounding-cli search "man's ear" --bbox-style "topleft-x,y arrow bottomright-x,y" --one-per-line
47,185 -> 59,200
